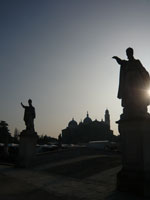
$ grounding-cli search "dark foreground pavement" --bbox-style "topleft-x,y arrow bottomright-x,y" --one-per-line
0,153 -> 148,200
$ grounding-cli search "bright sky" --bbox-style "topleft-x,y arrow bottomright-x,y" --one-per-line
1,0 -> 150,137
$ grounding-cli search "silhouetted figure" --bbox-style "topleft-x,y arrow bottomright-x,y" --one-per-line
113,47 -> 150,119
21,99 -> 36,131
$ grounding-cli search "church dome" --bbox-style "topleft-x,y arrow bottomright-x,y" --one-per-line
68,118 -> 78,128
83,112 -> 92,124
79,120 -> 83,126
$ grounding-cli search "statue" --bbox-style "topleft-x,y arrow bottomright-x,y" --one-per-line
21,99 -> 36,131
112,47 -> 150,119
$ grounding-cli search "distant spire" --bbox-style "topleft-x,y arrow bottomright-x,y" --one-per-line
87,111 -> 89,117
105,108 -> 109,113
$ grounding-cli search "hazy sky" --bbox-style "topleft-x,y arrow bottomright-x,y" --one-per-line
1,0 -> 150,137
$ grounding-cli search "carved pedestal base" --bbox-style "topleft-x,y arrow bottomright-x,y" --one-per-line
18,130 -> 37,168
117,118 -> 150,197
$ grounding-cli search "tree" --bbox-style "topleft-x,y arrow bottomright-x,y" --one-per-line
0,121 -> 11,155
13,128 -> 20,143
37,134 -> 57,145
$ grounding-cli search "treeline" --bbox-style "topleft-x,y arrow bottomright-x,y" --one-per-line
0,120 -> 58,145
37,135 -> 58,145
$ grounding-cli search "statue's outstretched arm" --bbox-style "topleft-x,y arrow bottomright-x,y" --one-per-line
112,56 -> 122,65
21,102 -> 25,108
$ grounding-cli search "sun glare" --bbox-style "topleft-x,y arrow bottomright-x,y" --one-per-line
147,90 -> 150,96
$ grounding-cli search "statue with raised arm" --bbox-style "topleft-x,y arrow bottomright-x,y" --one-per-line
21,99 -> 36,131
112,47 -> 150,119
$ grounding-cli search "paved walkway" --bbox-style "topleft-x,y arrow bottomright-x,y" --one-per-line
0,165 -> 120,200
0,155 -> 148,200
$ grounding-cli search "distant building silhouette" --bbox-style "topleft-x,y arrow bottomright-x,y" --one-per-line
68,118 -> 78,129
61,109 -> 114,144
83,111 -> 92,124
105,109 -> 110,129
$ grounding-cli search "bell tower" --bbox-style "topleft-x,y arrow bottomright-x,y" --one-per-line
105,109 -> 110,129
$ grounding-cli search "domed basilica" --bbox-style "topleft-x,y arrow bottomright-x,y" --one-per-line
61,109 -> 114,144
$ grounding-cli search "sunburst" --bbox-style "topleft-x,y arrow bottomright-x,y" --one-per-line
147,89 -> 150,96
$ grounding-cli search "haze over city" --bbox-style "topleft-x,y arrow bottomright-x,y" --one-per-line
1,0 -> 150,137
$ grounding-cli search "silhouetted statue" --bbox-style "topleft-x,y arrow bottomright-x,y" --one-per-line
113,47 -> 150,119
21,99 -> 36,131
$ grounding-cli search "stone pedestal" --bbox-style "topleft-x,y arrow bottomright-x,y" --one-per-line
117,118 -> 150,196
18,130 -> 37,168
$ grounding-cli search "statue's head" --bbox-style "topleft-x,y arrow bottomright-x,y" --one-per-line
28,99 -> 32,105
126,47 -> 134,60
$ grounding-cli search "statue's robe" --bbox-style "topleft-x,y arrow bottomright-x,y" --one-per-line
24,106 -> 36,130
118,59 -> 150,108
